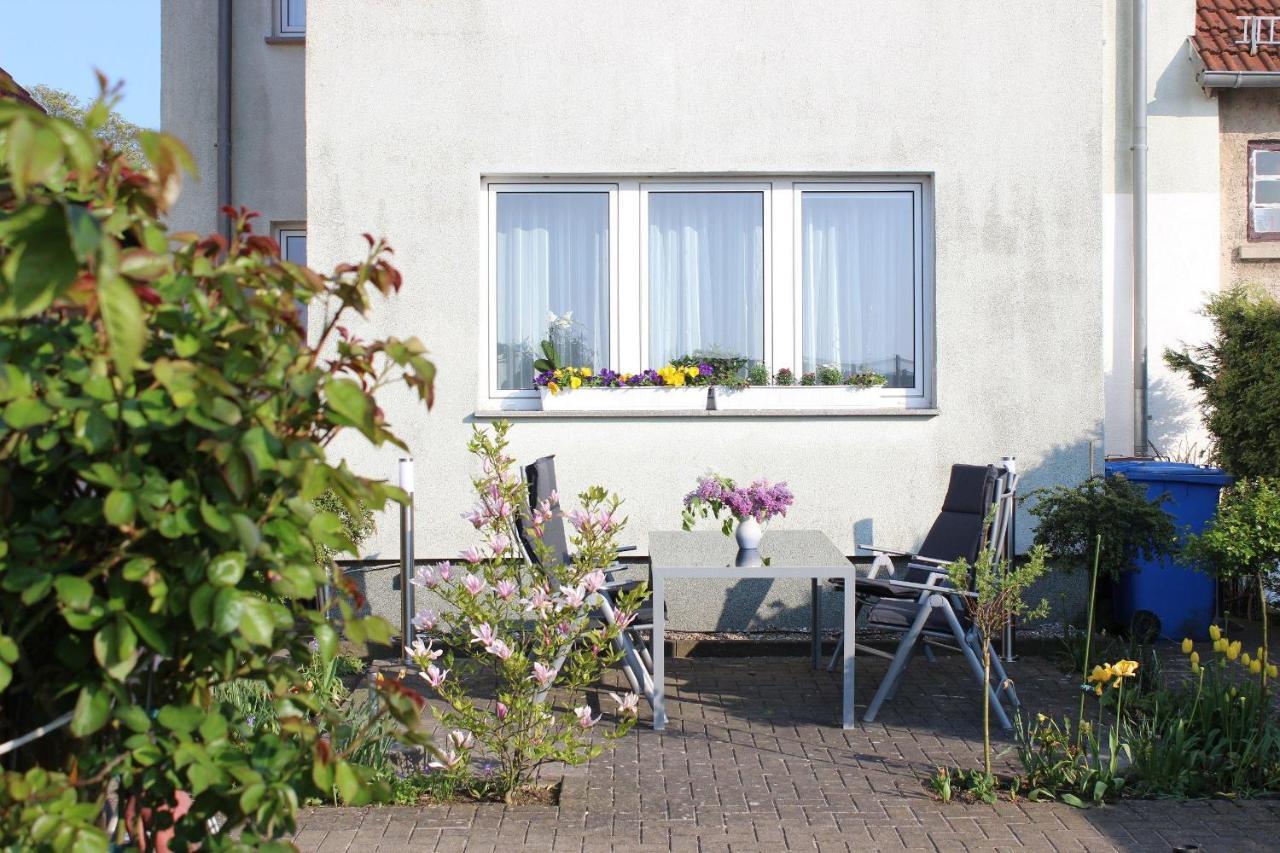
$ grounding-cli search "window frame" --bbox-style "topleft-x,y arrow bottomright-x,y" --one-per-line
276,0 -> 306,37
480,176 -> 934,411
276,226 -> 307,265
792,181 -> 929,404
484,183 -> 620,401
1248,141 -> 1280,242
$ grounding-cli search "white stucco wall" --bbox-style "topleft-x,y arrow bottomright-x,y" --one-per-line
160,0 -> 305,236
305,0 -> 1107,630
1102,0 -> 1218,459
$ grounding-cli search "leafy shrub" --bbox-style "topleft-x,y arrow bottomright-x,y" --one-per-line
312,490 -> 375,566
408,423 -> 643,802
816,364 -> 843,386
746,362 -> 769,386
843,371 -> 887,388
0,88 -> 435,846
799,372 -> 817,386
1165,287 -> 1280,479
1026,476 -> 1178,583
773,368 -> 795,386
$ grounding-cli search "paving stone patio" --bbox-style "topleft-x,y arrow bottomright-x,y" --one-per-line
292,653 -> 1280,852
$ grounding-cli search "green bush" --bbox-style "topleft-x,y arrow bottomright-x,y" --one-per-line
0,88 -> 435,847
1165,287 -> 1280,479
1026,475 -> 1178,583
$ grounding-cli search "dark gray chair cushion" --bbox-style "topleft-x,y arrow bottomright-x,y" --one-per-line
517,455 -> 572,567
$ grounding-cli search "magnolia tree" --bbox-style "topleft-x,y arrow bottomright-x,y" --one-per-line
409,423 -> 644,801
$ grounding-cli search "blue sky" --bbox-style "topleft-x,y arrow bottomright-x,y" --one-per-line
1,0 -> 160,128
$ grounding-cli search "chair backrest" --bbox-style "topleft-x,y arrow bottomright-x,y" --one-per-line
908,460 -> 1017,589
515,455 -> 572,568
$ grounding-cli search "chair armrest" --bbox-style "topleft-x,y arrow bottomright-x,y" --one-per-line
909,555 -> 955,568
863,545 -> 913,558
869,578 -> 976,598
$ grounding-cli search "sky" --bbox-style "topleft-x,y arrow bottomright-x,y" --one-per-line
1,0 -> 161,128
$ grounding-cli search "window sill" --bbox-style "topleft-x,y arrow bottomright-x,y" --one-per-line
474,407 -> 940,419
1238,243 -> 1280,260
265,35 -> 305,45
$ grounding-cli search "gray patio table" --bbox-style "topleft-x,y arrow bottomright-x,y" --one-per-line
648,530 -> 857,731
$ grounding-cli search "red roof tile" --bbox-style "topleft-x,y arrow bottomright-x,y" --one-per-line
0,66 -> 43,112
1194,1 -> 1280,72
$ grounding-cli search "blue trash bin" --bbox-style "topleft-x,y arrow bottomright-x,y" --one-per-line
1103,460 -> 1233,640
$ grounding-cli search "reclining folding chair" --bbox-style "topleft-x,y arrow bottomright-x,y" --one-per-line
834,462 -> 1022,729
514,455 -> 657,705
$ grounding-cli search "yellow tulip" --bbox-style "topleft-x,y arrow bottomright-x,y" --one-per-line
1268,664 -> 1278,679
1112,660 -> 1139,679
1191,660 -> 1202,674
1259,647 -> 1267,662
1190,651 -> 1200,667
1181,638 -> 1193,655
1214,638 -> 1227,653
1227,640 -> 1242,661
1243,653 -> 1253,667
1087,664 -> 1113,686
1209,624 -> 1222,641
1251,659 -> 1263,675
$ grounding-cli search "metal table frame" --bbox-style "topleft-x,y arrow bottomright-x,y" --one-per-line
649,536 -> 857,731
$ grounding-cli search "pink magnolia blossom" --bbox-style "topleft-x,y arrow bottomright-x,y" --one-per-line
448,729 -> 475,751
486,639 -> 513,660
561,584 -> 587,609
583,570 -> 606,594
494,579 -> 517,600
461,573 -> 487,596
470,623 -> 497,647
460,546 -> 485,565
525,586 -> 553,613
489,533 -> 511,556
496,701 -> 508,720
409,638 -> 442,662
437,561 -> 453,581
492,498 -> 513,519
614,610 -> 637,631
531,662 -> 558,687
421,664 -> 448,688
609,691 -> 641,717
411,565 -> 437,589
557,621 -> 572,636
412,609 -> 437,631
461,507 -> 487,529
548,489 -> 560,505
428,749 -> 464,771
573,705 -> 599,729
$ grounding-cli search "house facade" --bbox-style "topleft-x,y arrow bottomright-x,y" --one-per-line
162,1 -> 1250,631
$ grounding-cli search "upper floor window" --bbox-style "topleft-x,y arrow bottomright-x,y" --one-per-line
1249,142 -> 1280,241
277,0 -> 305,36
483,178 -> 932,409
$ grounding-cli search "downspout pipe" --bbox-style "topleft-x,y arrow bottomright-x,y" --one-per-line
1132,0 -> 1149,457
216,0 -> 232,243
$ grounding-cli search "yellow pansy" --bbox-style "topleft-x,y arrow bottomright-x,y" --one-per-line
1209,624 -> 1222,641
684,365 -> 700,379
579,367 -> 593,377
621,373 -> 633,382
1181,638 -> 1193,655
569,375 -> 583,390
1251,659 -> 1263,675
547,381 -> 560,395
1227,640 -> 1242,661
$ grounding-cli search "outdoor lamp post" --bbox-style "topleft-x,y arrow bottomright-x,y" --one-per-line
1002,455 -> 1018,662
398,457 -> 415,664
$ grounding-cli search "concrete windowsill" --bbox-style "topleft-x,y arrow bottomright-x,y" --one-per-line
473,407 -> 940,419
1238,243 -> 1280,260
265,35 -> 305,45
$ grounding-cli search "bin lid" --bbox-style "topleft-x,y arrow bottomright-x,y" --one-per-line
1104,459 -> 1234,486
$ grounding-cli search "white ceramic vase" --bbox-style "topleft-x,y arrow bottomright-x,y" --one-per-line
734,516 -> 764,550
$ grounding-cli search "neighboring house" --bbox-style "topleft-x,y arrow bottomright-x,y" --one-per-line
1190,1 -> 1280,293
0,67 -> 44,113
162,1 -> 1251,631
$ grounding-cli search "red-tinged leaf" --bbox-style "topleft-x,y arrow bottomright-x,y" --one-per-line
135,285 -> 161,306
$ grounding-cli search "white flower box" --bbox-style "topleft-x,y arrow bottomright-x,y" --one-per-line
711,385 -> 884,410
538,386 -> 709,412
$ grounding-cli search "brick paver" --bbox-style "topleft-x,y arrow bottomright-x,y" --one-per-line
293,654 -> 1280,851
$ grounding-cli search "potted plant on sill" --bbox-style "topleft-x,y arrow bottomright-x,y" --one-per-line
533,363 -> 712,411
711,363 -> 889,409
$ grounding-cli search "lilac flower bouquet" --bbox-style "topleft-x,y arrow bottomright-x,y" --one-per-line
681,474 -> 795,537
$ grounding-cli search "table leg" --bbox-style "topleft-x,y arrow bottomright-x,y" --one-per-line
843,570 -> 856,729
810,577 -> 820,669
652,572 -> 666,731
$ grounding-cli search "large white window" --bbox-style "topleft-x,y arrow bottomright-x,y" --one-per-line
492,188 -> 613,391
483,178 -> 932,408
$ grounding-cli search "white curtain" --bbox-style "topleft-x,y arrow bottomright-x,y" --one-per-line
648,192 -> 764,364
801,192 -> 915,387
496,192 -> 609,390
